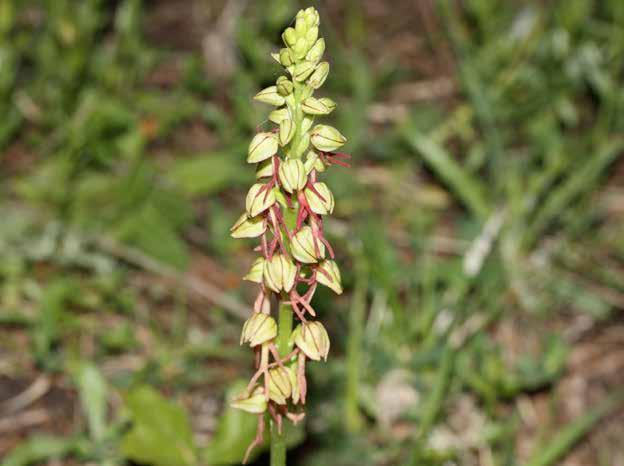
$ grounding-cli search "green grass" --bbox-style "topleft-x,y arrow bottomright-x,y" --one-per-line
1,1 -> 624,465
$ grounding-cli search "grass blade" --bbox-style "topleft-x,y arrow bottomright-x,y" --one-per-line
404,130 -> 490,220
523,390 -> 624,466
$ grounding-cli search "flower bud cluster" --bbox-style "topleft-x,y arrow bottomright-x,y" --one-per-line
229,8 -> 350,462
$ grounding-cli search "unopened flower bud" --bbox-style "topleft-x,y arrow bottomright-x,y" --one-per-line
310,124 -> 346,152
255,159 -> 274,178
230,213 -> 266,238
294,16 -> 307,36
292,321 -> 330,361
304,182 -> 334,215
316,260 -> 343,294
240,312 -> 277,347
278,159 -> 307,193
271,52 -> 281,63
254,86 -> 285,106
276,76 -> 294,96
268,108 -> 289,124
279,48 -> 294,67
304,7 -> 320,27
306,38 -> 325,63
248,132 -> 278,163
268,366 -> 292,404
279,117 -> 295,146
230,385 -> 267,413
246,183 -> 276,217
308,62 -> 329,89
282,27 -> 297,47
302,96 -> 331,115
306,27 -> 318,46
293,61 -> 315,82
293,37 -> 308,60
243,257 -> 265,283
263,254 -> 297,293
318,97 -> 336,113
291,226 -> 325,263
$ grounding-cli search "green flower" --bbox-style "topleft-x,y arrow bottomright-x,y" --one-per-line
248,132 -> 278,163
308,62 -> 329,89
291,226 -> 325,263
302,96 -> 331,115
304,182 -> 334,215
263,254 -> 297,293
316,260 -> 343,294
254,86 -> 285,106
268,367 -> 292,404
231,385 -> 267,413
310,124 -> 347,152
278,159 -> 307,193
243,257 -> 265,283
279,117 -> 295,146
240,313 -> 278,347
292,321 -> 330,361
276,76 -> 294,96
230,213 -> 266,238
246,183 -> 276,217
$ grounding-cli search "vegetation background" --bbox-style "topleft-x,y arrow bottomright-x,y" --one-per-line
1,0 -> 623,465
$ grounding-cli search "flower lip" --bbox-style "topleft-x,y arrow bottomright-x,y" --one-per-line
230,213 -> 266,239
230,385 -> 267,413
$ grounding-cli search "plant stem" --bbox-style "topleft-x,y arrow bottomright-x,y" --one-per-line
270,419 -> 287,466
276,302 -> 294,356
271,301 -> 294,466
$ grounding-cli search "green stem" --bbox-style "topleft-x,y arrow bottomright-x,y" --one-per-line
270,419 -> 287,466
271,302 -> 293,466
276,302 -> 294,356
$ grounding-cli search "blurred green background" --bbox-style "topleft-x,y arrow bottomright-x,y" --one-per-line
1,0 -> 623,465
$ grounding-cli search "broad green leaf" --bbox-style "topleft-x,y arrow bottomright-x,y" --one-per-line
121,385 -> 198,466
202,380 -> 305,465
115,203 -> 189,269
3,436 -> 87,466
168,152 -> 248,197
73,362 -> 108,442
201,381 -> 260,465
